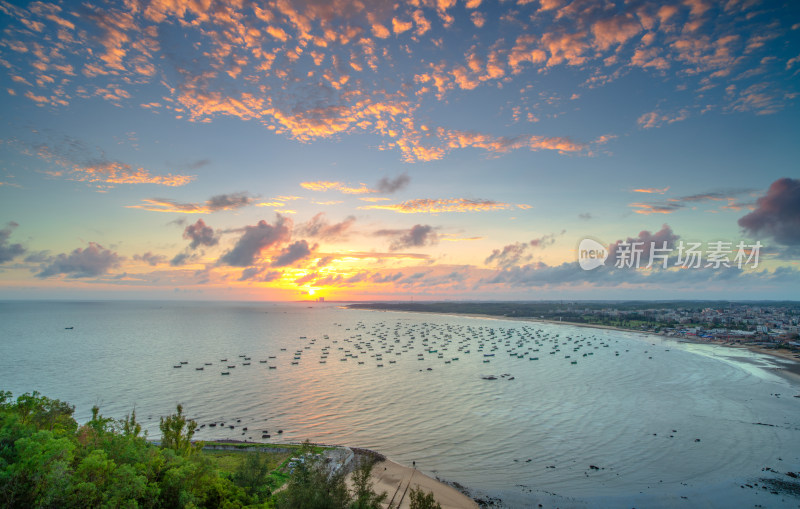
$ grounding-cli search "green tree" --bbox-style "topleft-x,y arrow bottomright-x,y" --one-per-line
5,430 -> 75,508
13,392 -> 76,435
408,487 -> 442,509
232,451 -> 271,502
159,404 -> 200,456
350,460 -> 386,509
274,450 -> 350,509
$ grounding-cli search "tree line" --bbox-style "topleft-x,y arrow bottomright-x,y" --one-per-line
0,391 -> 442,509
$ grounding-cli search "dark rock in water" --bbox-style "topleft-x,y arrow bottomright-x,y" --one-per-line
242,427 -> 247,431
589,465 -> 599,470
694,438 -> 701,442
262,434 -> 270,439
277,429 -> 283,434
787,472 -> 798,479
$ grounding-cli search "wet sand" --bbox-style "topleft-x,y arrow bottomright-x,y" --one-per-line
360,459 -> 479,509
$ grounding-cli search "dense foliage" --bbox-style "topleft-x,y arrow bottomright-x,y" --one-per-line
0,391 -> 440,509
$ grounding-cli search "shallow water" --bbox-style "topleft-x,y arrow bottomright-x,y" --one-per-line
1,300 -> 798,507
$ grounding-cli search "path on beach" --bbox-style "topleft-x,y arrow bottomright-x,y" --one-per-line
368,459 -> 479,509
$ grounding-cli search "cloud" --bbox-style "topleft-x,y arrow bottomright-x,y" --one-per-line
0,222 -> 26,263
530,232 -> 562,248
170,252 -> 196,266
376,173 -> 410,194
128,192 -> 254,213
238,267 -> 283,282
633,186 -> 670,194
362,198 -> 514,213
2,0 -> 794,168
630,202 -> 684,215
36,242 -> 121,278
20,135 -> 193,188
70,161 -> 193,187
631,188 -> 756,215
738,178 -> 800,246
637,109 -> 689,129
218,215 -> 292,267
485,232 -> 562,268
133,251 -> 166,266
300,181 -> 375,194
300,213 -> 356,241
272,240 -> 315,266
294,272 -> 319,285
485,242 -> 530,268
183,219 -> 219,249
375,224 -> 438,251
607,224 -> 680,268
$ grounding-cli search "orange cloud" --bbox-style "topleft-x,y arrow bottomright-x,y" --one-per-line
300,181 -> 375,194
633,186 -> 670,194
127,192 -> 252,213
75,162 -> 194,187
361,198 -> 515,214
591,15 -> 641,51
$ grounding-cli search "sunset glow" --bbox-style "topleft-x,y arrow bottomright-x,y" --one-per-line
1,0 -> 798,300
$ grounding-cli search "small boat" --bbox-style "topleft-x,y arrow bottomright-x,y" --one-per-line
221,372 -> 230,375
173,365 -> 182,368
227,365 -> 236,368
242,362 -> 250,365
268,366 -> 277,369
65,326 -> 74,330
204,362 -> 212,365
195,367 -> 204,371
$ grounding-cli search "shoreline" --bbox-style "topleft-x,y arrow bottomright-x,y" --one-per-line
350,306 -> 800,384
199,440 -> 480,508
359,458 -> 479,509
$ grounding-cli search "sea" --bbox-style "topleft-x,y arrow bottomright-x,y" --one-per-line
1,300 -> 798,508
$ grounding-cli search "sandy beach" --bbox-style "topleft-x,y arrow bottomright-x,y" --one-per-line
356,459 -> 479,509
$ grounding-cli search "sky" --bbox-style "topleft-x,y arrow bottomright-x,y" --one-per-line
0,0 -> 799,301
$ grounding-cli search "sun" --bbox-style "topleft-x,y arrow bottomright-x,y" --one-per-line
308,288 -> 316,296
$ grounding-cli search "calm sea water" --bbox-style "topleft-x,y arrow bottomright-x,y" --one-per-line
1,300 -> 798,508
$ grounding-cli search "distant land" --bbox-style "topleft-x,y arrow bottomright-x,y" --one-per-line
347,301 -> 800,345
